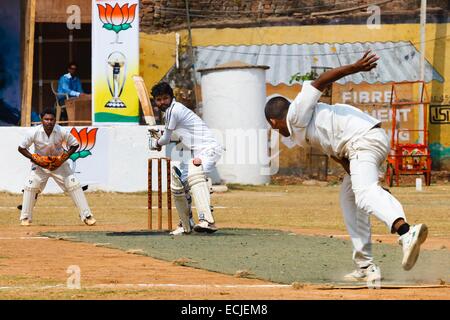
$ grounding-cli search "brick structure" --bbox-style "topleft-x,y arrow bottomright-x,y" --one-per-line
140,0 -> 450,33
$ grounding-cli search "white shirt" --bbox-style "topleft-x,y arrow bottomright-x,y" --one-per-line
287,81 -> 381,159
160,99 -> 221,154
19,124 -> 79,156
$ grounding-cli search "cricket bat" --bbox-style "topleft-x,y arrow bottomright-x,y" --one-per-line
132,75 -> 156,126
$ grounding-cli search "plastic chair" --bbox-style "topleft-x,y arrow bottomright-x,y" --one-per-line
50,81 -> 68,122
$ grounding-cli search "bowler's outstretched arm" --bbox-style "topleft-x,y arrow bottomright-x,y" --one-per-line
312,50 -> 379,92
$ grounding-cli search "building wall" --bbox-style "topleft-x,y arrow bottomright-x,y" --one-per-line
140,23 -> 450,170
140,0 -> 449,32
0,126 -> 168,194
36,0 -> 91,23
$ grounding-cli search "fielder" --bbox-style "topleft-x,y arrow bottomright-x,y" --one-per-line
17,108 -> 96,226
264,51 -> 428,281
149,82 -> 223,235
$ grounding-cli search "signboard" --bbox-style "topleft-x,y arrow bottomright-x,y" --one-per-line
333,83 -> 418,143
92,0 -> 139,124
430,105 -> 450,125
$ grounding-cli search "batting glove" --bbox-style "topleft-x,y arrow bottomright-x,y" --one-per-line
148,128 -> 162,139
148,137 -> 161,151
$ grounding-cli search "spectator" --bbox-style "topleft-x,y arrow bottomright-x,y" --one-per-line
57,62 -> 86,103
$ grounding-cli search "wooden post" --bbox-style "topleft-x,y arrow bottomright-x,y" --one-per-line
184,0 -> 198,107
21,0 -> 36,127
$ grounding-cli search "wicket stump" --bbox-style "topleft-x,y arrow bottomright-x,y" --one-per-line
148,157 -> 172,230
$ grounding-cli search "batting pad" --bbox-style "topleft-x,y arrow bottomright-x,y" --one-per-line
171,166 -> 192,232
68,187 -> 92,220
20,176 -> 42,221
20,189 -> 38,221
187,162 -> 214,223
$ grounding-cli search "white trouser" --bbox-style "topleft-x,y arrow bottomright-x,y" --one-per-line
180,146 -> 223,184
343,127 -> 406,268
29,162 -> 72,190
340,174 -> 373,268
20,162 -> 92,221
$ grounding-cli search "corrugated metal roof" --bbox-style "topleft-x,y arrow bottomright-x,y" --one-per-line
197,60 -> 269,73
194,42 -> 444,85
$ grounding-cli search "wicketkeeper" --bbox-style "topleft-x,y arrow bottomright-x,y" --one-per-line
149,82 -> 223,235
265,51 -> 428,281
17,108 -> 96,226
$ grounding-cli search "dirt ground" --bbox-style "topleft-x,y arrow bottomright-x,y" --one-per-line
0,183 -> 449,300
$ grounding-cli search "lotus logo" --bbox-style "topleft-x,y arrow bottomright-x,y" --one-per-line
97,3 -> 137,43
67,128 -> 99,161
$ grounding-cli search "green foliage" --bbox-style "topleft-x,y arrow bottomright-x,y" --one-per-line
289,71 -> 318,84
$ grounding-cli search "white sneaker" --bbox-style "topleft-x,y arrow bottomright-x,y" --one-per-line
20,218 -> 31,226
344,264 -> 382,282
170,226 -> 188,236
193,220 -> 218,233
399,224 -> 428,271
83,216 -> 96,226
169,219 -> 195,236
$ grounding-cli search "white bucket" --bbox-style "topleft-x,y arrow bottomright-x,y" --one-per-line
416,178 -> 423,191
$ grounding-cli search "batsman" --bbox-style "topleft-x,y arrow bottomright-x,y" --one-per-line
148,82 -> 223,235
17,108 -> 96,226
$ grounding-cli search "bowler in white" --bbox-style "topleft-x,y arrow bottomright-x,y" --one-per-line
265,51 -> 428,282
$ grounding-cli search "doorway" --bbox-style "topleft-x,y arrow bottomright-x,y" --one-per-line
32,22 -> 91,116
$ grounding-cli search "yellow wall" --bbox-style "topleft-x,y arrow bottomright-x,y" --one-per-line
139,32 -> 186,84
140,23 -> 450,169
141,24 -> 450,90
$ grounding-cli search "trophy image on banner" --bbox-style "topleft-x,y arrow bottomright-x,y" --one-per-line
105,51 -> 127,108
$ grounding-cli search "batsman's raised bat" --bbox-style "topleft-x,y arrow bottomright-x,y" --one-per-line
133,75 -> 156,126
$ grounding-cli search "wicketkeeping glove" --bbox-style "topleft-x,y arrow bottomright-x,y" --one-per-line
31,152 -> 70,171
49,152 -> 70,171
31,154 -> 57,169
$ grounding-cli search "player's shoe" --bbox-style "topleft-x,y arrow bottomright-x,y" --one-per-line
399,224 -> 428,271
20,218 -> 31,226
343,264 -> 382,282
83,215 -> 97,226
170,226 -> 187,236
170,219 -> 195,236
193,220 -> 218,233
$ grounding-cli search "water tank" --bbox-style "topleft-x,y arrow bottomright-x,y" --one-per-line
199,61 -> 270,185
